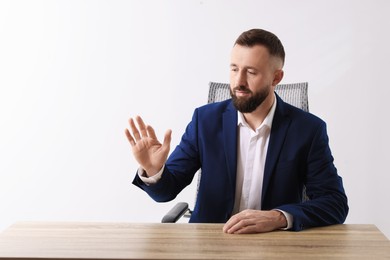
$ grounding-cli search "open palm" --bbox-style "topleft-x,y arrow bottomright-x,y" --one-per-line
125,116 -> 172,176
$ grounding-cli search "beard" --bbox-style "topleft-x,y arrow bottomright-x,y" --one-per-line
230,85 -> 271,113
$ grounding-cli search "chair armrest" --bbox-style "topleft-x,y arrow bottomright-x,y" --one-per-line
161,202 -> 189,223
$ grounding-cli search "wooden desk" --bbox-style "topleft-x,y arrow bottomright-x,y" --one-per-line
0,222 -> 389,259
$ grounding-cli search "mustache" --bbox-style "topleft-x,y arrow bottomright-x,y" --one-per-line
232,86 -> 251,93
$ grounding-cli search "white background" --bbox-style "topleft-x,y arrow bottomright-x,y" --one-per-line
1,0 -> 389,238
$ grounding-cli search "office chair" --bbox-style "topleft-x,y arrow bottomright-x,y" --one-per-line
161,81 -> 309,223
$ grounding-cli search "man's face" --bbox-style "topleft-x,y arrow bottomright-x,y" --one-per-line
229,44 -> 280,113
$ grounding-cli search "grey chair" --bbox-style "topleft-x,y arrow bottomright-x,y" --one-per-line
161,81 -> 309,223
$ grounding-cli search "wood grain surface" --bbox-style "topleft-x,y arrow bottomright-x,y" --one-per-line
0,222 -> 389,259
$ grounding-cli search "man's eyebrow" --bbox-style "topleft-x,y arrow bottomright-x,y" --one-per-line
246,67 -> 258,71
230,64 -> 258,70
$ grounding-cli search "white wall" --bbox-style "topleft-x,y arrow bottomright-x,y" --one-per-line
1,0 -> 389,238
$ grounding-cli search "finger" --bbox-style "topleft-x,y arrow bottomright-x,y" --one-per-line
124,128 -> 136,146
232,224 -> 258,234
223,210 -> 255,233
161,129 -> 172,152
223,215 -> 240,233
227,219 -> 249,234
129,118 -> 141,141
146,125 -> 157,140
135,115 -> 148,138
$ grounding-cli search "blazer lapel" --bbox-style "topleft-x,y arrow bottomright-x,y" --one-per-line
222,102 -> 238,192
262,95 -> 292,202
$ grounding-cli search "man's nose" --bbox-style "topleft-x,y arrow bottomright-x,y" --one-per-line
235,71 -> 247,87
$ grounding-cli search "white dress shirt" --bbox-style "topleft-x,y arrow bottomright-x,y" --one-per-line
232,97 -> 276,214
232,96 -> 292,229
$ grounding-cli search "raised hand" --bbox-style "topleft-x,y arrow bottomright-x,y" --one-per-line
125,116 -> 172,177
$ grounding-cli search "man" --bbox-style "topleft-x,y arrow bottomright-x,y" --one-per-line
125,29 -> 348,234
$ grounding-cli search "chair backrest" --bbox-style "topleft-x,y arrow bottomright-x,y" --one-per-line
208,82 -> 309,112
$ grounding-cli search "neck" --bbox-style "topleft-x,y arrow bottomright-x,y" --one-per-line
242,93 -> 275,130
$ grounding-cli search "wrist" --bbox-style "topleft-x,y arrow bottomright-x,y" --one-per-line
138,165 -> 165,185
271,210 -> 287,229
143,166 -> 161,177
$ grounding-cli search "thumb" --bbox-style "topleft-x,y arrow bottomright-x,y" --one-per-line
161,129 -> 172,152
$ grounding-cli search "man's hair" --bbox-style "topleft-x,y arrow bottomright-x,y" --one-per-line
235,28 -> 285,65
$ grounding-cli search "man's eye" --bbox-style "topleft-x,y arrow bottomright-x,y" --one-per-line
248,70 -> 256,75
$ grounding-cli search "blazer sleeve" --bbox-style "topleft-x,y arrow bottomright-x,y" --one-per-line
276,121 -> 349,231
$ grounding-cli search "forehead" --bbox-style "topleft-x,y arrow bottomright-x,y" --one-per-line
230,44 -> 271,68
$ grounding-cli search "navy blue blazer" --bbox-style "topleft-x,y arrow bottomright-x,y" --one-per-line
133,94 -> 348,231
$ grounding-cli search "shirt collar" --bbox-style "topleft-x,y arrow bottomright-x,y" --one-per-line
237,93 -> 277,131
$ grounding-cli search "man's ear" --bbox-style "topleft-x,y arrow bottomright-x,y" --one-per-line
272,69 -> 284,86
